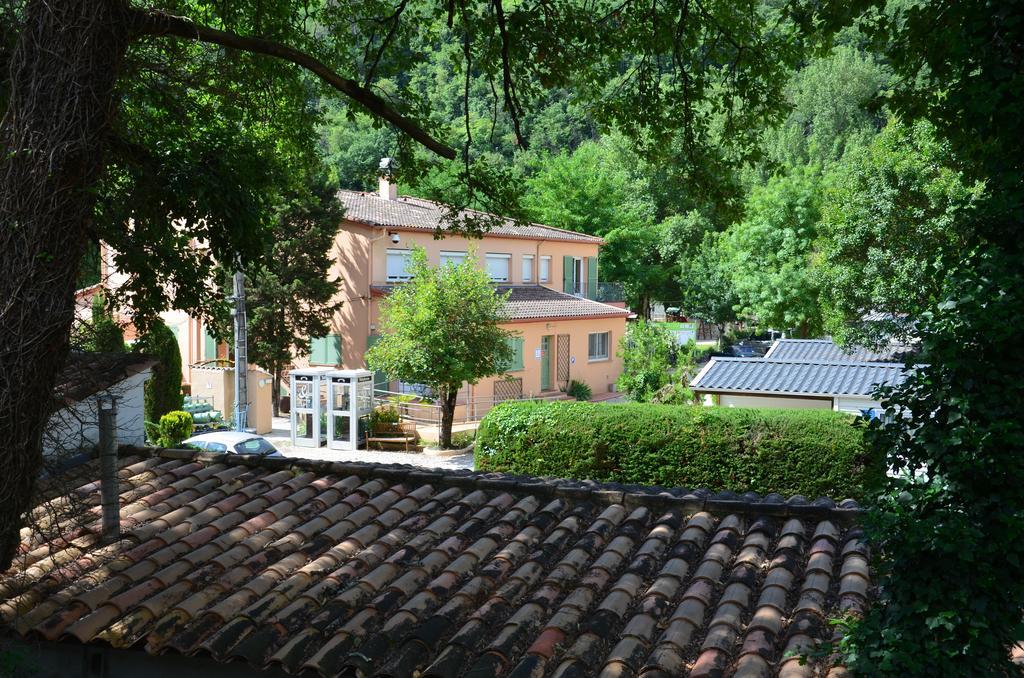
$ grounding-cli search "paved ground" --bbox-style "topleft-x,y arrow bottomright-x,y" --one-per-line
264,417 -> 475,470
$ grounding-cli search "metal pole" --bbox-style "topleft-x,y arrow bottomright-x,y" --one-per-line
98,396 -> 120,543
232,269 -> 248,432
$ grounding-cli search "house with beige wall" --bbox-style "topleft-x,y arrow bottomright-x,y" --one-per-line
295,174 -> 630,409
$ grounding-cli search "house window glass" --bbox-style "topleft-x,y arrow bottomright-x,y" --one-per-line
486,253 -> 511,282
539,256 -> 551,282
310,335 -> 342,365
440,250 -> 467,267
522,255 -> 534,282
573,258 -> 584,295
588,332 -> 610,361
386,249 -> 412,281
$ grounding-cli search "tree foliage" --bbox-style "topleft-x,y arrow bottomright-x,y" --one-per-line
241,174 -> 344,415
616,320 -> 673,402
366,248 -> 513,448
724,169 -> 823,335
135,319 -> 183,424
817,120 -> 985,346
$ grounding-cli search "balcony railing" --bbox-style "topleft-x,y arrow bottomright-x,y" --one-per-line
596,281 -> 626,303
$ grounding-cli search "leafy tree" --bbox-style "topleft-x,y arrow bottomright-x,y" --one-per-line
243,175 -> 344,416
723,169 -> 823,336
817,120 -> 985,346
0,0 -> 864,574
616,320 -> 673,402
366,248 -> 513,449
829,0 -> 1024,673
135,320 -> 183,424
764,43 -> 890,171
675,230 -> 739,339
77,294 -> 125,353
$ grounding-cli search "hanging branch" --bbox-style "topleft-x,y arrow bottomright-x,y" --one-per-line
363,0 -> 411,87
491,0 -> 528,149
130,8 -> 457,159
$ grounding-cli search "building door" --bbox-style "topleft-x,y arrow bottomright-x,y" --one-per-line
557,334 -> 571,391
541,335 -> 553,391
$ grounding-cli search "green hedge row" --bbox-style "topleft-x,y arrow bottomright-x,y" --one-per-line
475,401 -> 882,499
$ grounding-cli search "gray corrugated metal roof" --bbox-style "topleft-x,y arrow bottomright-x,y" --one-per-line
689,357 -> 909,397
763,338 -> 915,363
339,191 -> 603,243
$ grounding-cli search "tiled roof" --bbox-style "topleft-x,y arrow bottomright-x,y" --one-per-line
338,190 -> 604,243
56,351 -> 157,405
764,339 -> 915,363
372,284 -> 630,321
690,357 -> 909,397
498,285 -> 631,320
1,449 -> 868,677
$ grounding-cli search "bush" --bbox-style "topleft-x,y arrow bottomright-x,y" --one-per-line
136,320 -> 183,423
156,411 -> 193,448
567,379 -> 592,401
617,321 -> 673,401
368,404 -> 400,432
476,401 -> 880,499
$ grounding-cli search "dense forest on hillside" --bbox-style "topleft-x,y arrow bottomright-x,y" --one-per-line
318,23 -> 983,344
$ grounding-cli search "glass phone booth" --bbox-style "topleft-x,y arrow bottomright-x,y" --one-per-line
289,367 -> 332,448
326,369 -> 374,450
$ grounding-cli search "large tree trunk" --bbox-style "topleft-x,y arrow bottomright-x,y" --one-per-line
438,386 -> 459,449
0,0 -> 130,569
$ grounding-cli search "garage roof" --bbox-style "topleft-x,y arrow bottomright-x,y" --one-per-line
690,357 -> 910,398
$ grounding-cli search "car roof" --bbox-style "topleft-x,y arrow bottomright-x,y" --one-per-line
185,431 -> 261,444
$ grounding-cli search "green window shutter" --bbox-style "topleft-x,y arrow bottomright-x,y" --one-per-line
563,255 -> 574,293
502,336 -> 524,372
311,335 -> 342,365
203,327 -> 217,360
587,256 -> 598,299
367,335 -> 389,389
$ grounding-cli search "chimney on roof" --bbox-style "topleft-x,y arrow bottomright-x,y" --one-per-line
378,157 -> 397,201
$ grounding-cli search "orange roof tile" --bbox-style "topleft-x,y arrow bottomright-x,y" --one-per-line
2,449 -> 869,676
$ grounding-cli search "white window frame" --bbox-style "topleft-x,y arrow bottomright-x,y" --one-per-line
386,248 -> 413,281
485,253 -> 512,282
588,331 -> 610,361
522,255 -> 534,282
539,256 -> 552,283
572,257 -> 584,296
440,250 -> 467,267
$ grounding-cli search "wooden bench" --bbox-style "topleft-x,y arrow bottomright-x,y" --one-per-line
367,422 -> 421,452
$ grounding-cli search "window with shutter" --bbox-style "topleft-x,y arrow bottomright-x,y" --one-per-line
440,251 -> 467,267
386,249 -> 413,281
203,326 -> 217,360
539,256 -> 551,282
522,255 -> 534,282
310,335 -> 342,365
587,256 -> 599,299
500,336 -> 524,372
486,253 -> 511,281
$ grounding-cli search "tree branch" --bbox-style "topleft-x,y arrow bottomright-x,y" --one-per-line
492,0 -> 528,149
130,8 -> 457,160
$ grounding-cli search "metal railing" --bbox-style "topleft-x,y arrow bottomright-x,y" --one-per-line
373,388 -> 563,426
596,281 -> 626,304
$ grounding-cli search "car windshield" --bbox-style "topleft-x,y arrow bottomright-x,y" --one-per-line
235,438 -> 277,455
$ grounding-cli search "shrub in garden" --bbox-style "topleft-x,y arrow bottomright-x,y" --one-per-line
156,411 -> 193,448
567,379 -> 592,401
476,400 -> 880,499
135,319 -> 183,423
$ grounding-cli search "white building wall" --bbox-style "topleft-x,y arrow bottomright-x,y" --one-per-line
834,397 -> 883,416
43,370 -> 151,457
717,394 -> 832,410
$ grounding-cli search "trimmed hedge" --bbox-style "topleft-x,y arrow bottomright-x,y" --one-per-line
475,401 -> 882,499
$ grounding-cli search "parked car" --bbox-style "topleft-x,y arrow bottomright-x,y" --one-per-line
183,431 -> 282,457
731,343 -> 757,357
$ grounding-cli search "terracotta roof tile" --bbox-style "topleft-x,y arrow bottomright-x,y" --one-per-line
2,448 -> 869,676
339,190 -> 604,243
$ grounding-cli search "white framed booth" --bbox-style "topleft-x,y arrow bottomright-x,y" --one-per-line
326,369 -> 374,450
289,367 -> 333,448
